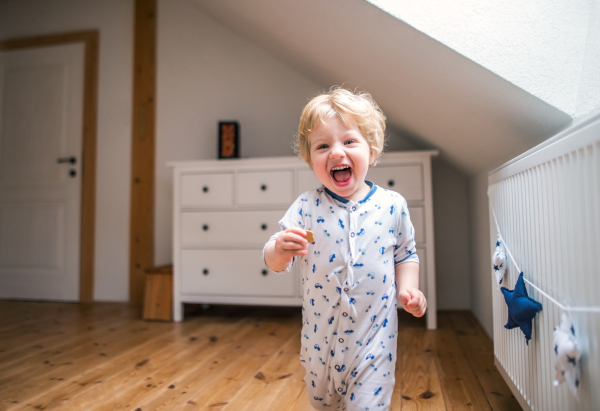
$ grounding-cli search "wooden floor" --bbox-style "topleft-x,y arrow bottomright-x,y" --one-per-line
0,301 -> 521,411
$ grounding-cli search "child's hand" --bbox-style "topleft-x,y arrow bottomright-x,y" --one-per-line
273,227 -> 308,263
398,288 -> 427,318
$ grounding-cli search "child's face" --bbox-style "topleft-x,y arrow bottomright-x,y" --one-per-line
308,116 -> 374,202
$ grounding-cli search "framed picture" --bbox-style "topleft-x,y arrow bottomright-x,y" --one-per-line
218,121 -> 239,159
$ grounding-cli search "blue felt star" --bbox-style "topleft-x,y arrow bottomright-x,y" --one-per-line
501,273 -> 543,345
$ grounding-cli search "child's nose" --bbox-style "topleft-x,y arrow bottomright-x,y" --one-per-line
329,144 -> 346,159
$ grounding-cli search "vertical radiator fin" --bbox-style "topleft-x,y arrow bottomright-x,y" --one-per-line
488,115 -> 600,411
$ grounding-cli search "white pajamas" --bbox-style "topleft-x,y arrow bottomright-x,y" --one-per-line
265,181 -> 419,411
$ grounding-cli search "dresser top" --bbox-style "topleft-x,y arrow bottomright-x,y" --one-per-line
167,150 -> 439,170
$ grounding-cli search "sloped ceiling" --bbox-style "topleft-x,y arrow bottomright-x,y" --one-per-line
191,0 -> 572,175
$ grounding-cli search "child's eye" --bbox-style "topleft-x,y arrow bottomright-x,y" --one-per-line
344,140 -> 355,145
317,144 -> 329,150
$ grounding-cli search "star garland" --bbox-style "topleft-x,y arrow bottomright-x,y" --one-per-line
500,273 -> 543,345
492,235 -> 506,288
553,313 -> 582,399
488,201 -> 597,399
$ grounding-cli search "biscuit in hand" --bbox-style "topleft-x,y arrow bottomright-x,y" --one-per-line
305,230 -> 315,243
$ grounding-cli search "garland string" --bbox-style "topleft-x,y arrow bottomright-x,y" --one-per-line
489,201 -> 600,314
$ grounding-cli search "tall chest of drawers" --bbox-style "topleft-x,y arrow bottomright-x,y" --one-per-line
169,151 -> 438,329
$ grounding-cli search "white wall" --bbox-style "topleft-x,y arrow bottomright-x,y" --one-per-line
0,0 -> 472,307
0,0 -> 502,311
155,0 -> 473,312
154,0 -> 325,265
468,172 -> 494,336
0,0 -> 134,301
368,0 -> 595,118
465,2 -> 600,337
574,0 -> 600,122
432,158 -> 471,310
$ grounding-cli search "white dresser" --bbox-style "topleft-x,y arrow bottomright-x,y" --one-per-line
169,151 -> 438,329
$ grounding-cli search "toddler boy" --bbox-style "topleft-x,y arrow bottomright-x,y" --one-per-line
263,87 -> 426,411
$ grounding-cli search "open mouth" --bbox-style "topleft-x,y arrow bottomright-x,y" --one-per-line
330,165 -> 352,184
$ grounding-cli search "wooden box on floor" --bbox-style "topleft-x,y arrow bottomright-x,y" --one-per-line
143,265 -> 173,321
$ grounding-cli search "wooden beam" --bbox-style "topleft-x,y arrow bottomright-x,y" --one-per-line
130,0 -> 157,303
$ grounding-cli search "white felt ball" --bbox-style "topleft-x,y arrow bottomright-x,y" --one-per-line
492,235 -> 507,288
553,313 -> 582,399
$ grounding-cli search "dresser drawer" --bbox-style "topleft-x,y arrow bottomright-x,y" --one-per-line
181,210 -> 283,247
408,206 -> 425,244
181,173 -> 234,208
367,165 -> 423,201
238,170 -> 294,206
181,250 -> 295,296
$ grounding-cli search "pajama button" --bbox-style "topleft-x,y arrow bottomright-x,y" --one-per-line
343,312 -> 348,317
352,206 -> 356,211
351,232 -> 355,237
339,338 -> 344,343
344,288 -> 349,292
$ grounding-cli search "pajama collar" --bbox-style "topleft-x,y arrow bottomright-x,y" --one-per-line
323,180 -> 377,208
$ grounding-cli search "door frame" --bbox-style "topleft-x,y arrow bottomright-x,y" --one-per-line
0,31 -> 99,302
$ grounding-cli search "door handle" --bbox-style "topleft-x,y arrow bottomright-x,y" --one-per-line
57,156 -> 77,165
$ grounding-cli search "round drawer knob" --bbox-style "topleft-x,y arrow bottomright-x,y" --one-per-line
203,269 -> 209,275
203,224 -> 209,231
261,224 -> 267,230
262,269 -> 268,276
260,184 -> 267,191
202,186 -> 209,193
388,179 -> 395,187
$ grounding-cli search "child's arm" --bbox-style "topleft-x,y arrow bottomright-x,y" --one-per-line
395,262 -> 426,317
264,227 -> 308,272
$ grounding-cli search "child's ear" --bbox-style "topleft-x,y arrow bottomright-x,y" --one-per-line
369,149 -> 376,166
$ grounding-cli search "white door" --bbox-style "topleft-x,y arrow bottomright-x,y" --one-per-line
0,43 -> 84,301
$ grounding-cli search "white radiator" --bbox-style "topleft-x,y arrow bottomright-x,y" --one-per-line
488,114 -> 600,411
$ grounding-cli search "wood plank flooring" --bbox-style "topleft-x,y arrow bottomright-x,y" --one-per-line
0,301 -> 520,410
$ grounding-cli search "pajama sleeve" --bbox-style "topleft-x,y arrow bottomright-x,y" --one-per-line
393,198 -> 419,265
262,193 -> 308,272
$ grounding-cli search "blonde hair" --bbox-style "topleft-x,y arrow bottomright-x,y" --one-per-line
296,87 -> 386,167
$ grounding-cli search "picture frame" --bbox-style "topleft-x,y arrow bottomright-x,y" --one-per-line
218,121 -> 239,159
